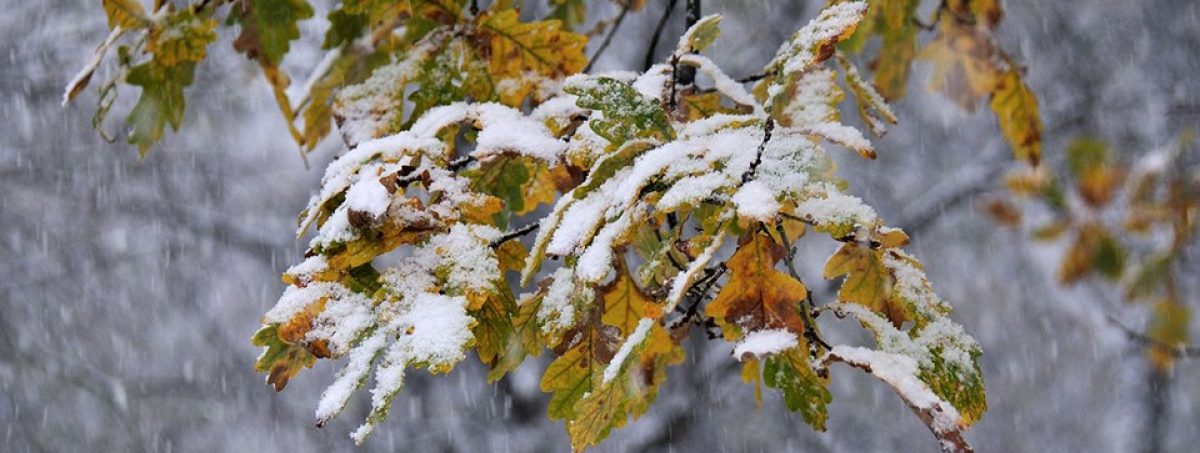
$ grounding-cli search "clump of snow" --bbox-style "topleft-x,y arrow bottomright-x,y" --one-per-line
265,283 -> 339,324
679,54 -> 763,116
779,69 -> 841,128
426,224 -> 502,294
576,209 -> 635,282
828,345 -> 964,437
632,64 -> 671,101
794,187 -> 879,231
546,182 -> 612,255
602,318 -> 655,383
344,175 -> 392,220
474,103 -> 567,162
310,205 -> 358,248
801,122 -> 873,157
306,289 -> 374,356
732,329 -> 799,361
657,172 -> 731,211
756,134 -> 823,196
393,293 -> 474,366
679,114 -> 760,139
285,255 -> 328,284
733,180 -> 781,221
769,2 -> 867,80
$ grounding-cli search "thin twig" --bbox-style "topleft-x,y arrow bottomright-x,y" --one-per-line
642,0 -> 679,71
1106,315 -> 1200,358
737,73 -> 767,83
676,0 -> 701,86
740,118 -> 776,182
582,3 -> 631,73
490,222 -> 540,248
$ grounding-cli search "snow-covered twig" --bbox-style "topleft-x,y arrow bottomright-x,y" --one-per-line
62,26 -> 125,107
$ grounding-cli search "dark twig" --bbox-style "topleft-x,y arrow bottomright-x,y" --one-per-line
582,3 -> 631,73
740,118 -> 776,182
1107,315 -> 1200,358
489,221 -> 540,248
767,222 -> 832,353
737,73 -> 767,83
676,0 -> 701,86
642,0 -> 679,71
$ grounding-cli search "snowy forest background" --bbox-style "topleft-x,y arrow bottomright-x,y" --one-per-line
3,0 -> 1199,451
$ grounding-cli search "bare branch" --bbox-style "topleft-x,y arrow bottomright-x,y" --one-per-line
642,0 -> 679,70
582,3 -> 631,73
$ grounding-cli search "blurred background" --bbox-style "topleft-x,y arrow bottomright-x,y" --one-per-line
2,0 -> 1198,451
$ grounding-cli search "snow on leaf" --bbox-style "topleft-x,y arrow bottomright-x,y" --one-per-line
826,346 -> 974,453
568,321 -> 682,451
762,1 -> 866,116
678,54 -> 763,116
353,292 -> 475,444
763,347 -> 832,430
675,14 -> 722,55
732,328 -> 798,361
732,180 -> 782,222
794,188 -> 879,238
333,33 -> 446,146
835,52 -> 897,136
563,75 -> 674,148
823,242 -> 910,327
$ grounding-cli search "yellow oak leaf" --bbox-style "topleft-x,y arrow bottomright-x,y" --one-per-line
823,243 -> 908,327
566,322 -> 682,451
706,233 -> 809,339
477,9 -> 587,80
599,261 -> 661,336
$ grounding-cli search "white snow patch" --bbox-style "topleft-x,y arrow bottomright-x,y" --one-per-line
344,176 -> 392,220
733,180 -> 781,221
732,329 -> 799,360
602,318 -> 655,384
